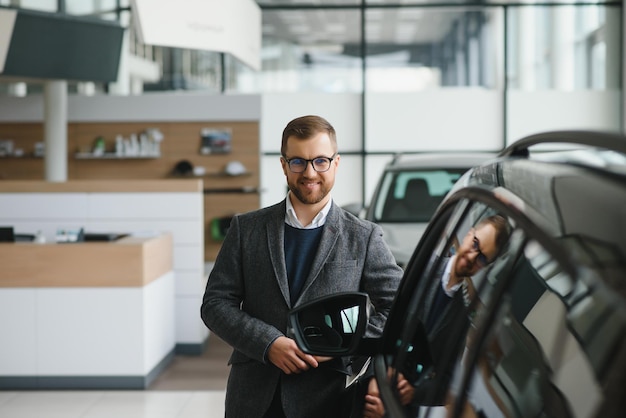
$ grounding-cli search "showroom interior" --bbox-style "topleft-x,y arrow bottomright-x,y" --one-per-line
0,0 -> 624,417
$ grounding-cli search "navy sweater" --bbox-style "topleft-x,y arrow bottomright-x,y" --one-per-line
284,224 -> 324,305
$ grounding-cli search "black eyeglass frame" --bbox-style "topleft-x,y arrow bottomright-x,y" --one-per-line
471,235 -> 490,267
282,153 -> 338,173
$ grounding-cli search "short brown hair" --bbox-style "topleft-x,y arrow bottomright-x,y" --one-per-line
478,214 -> 511,254
281,115 -> 337,156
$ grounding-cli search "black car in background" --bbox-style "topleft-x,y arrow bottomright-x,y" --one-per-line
290,131 -> 626,418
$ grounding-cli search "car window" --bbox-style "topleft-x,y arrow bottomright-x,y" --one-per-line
373,169 -> 467,223
378,199 -> 518,413
443,238 -> 624,418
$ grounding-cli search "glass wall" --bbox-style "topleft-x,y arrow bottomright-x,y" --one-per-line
506,4 -> 622,142
507,5 -> 620,91
362,5 -> 504,202
0,0 -> 56,12
227,8 -> 363,93
364,8 -> 500,91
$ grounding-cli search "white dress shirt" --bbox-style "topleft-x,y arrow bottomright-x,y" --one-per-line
285,192 -> 332,229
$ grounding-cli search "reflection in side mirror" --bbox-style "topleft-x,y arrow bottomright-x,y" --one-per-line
289,292 -> 369,356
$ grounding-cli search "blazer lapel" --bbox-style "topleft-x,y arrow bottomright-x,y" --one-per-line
267,201 -> 291,306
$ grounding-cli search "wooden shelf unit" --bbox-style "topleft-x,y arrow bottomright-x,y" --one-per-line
0,120 -> 260,261
74,152 -> 161,159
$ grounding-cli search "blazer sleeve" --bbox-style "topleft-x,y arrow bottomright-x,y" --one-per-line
200,214 -> 283,363
359,222 -> 404,338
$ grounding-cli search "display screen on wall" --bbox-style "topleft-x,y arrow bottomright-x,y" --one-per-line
0,9 -> 124,82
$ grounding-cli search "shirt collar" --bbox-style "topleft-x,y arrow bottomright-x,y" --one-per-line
441,256 -> 463,297
285,192 -> 332,229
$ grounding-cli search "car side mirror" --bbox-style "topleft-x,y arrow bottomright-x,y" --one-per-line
289,292 -> 369,356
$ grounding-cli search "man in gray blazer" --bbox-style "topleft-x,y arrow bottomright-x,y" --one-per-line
201,115 -> 403,418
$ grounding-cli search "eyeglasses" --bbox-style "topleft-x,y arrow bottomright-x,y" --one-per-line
283,154 -> 337,173
472,235 -> 489,267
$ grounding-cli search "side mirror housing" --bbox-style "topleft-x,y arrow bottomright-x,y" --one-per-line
289,292 -> 369,356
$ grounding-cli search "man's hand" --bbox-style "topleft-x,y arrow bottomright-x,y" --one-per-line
396,373 -> 415,405
363,378 -> 385,418
267,336 -> 320,374
363,373 -> 415,418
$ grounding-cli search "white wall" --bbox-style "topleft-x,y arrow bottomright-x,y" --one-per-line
259,93 -> 363,208
260,93 -> 363,153
0,92 -> 261,122
365,89 -> 504,152
507,90 -> 622,143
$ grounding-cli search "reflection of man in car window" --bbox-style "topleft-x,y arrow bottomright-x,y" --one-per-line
434,214 -> 509,312
420,215 -> 510,403
363,215 -> 510,416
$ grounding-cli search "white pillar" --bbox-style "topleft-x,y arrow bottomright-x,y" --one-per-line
551,6 -> 576,91
518,7 -> 536,90
43,80 -> 68,182
604,7 -> 620,90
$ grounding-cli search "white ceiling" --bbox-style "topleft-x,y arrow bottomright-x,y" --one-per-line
259,3 -> 466,47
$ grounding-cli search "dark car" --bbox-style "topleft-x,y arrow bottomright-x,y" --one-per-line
289,131 -> 626,418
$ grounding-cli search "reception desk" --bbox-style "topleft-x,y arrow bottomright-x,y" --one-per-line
0,233 -> 176,389
0,180 -> 207,355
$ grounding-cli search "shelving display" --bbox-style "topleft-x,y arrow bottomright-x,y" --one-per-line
0,155 -> 43,159
0,120 -> 260,262
74,152 -> 161,159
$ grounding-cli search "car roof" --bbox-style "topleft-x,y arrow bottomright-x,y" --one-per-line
471,130 -> 626,296
388,152 -> 497,170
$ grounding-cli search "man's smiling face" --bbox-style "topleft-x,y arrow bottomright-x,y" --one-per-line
281,132 -> 339,206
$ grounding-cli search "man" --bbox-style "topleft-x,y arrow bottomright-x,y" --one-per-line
437,215 -> 509,303
201,115 -> 403,418
363,215 -> 510,416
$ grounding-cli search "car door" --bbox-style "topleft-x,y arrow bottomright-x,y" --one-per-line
374,187 -> 583,418
444,230 -> 624,418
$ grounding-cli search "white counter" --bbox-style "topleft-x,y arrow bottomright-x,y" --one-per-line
0,234 -> 176,389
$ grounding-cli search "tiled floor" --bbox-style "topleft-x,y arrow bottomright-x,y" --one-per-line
0,336 -> 231,418
0,390 -> 225,418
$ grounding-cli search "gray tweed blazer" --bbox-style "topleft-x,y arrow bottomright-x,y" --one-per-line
200,199 -> 403,418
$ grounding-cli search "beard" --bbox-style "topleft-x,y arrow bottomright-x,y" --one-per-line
454,254 -> 479,278
288,179 -> 331,205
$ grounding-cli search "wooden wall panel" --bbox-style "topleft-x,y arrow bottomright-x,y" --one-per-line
0,123 -> 46,180
0,123 -> 45,145
0,158 -> 45,180
204,192 -> 260,261
0,121 -> 261,261
68,121 -> 259,180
